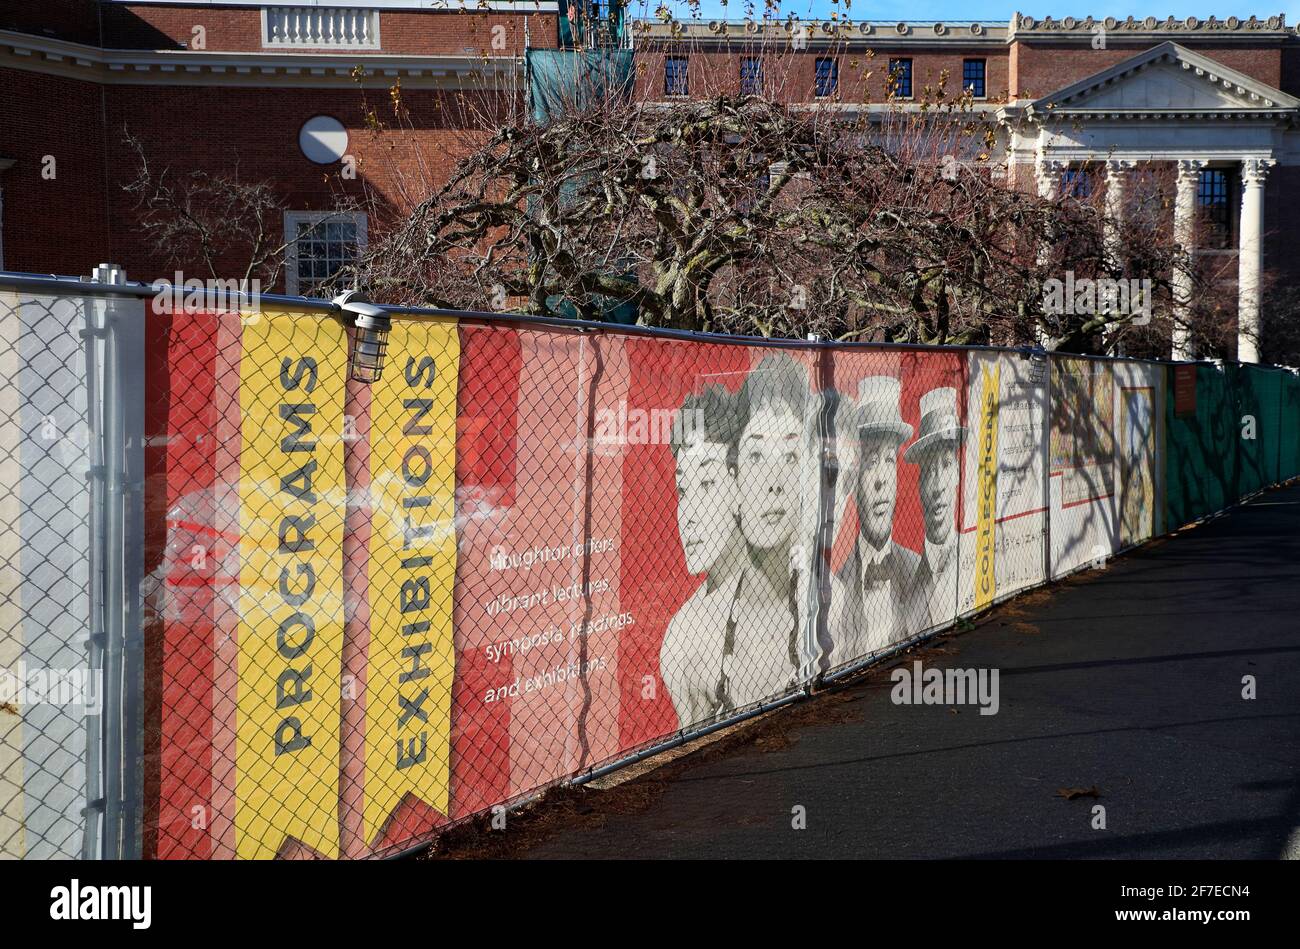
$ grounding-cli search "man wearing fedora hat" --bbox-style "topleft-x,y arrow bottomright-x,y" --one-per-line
828,375 -> 918,665
903,386 -> 967,635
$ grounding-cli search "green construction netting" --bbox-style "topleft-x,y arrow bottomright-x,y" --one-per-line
526,47 -> 633,124
1281,373 -> 1300,479
1165,363 -> 1300,528
1232,364 -> 1283,495
1165,364 -> 1237,527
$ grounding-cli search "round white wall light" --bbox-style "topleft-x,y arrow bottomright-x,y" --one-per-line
299,116 -> 348,164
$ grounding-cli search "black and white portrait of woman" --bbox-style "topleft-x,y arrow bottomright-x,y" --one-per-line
728,353 -> 817,709
658,384 -> 747,726
659,353 -> 820,726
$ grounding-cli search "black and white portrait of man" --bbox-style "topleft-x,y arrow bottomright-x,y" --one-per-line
903,386 -> 966,634
828,375 -> 918,664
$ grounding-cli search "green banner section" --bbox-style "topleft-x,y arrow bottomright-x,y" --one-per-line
1165,363 -> 1300,528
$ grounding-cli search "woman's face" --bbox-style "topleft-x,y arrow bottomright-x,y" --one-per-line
675,438 -> 739,574
737,403 -> 804,552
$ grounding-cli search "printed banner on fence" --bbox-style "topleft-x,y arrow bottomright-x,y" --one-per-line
959,352 -> 1049,611
0,291 -> 98,860
235,309 -> 348,860
364,318 -> 459,846
112,299 -> 1289,860
972,363 -> 1000,612
1050,357 -> 1118,576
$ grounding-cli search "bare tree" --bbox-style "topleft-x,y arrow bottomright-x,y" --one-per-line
351,22 -> 1208,356
122,129 -> 291,288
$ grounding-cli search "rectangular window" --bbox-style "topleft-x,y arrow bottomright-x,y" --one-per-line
888,58 -> 912,99
815,57 -> 838,98
284,211 -> 367,297
740,57 -> 763,96
963,58 -> 986,98
263,7 -> 380,49
1198,168 -> 1238,249
664,56 -> 689,97
1060,167 -> 1094,200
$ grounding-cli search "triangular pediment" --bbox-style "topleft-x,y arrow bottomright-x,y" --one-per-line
1030,42 -> 1300,116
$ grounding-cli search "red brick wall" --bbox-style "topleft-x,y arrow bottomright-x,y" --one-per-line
1265,165 -> 1300,284
103,4 -> 255,50
102,4 -> 556,55
1010,41 -> 1284,99
0,68 -> 110,274
0,0 -> 101,46
98,82 -> 506,288
377,12 -> 555,56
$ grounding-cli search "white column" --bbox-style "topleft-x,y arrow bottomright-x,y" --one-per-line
1237,157 -> 1274,364
1102,160 -> 1136,354
1035,157 -> 1063,200
1103,159 -> 1135,268
1171,159 -> 1207,361
1034,158 -> 1065,348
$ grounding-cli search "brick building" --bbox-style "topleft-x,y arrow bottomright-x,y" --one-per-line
1,4 -> 1298,359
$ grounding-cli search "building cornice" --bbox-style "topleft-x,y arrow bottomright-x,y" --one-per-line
1008,11 -> 1293,43
632,19 -> 1008,48
0,29 -> 520,87
1031,108 -> 1297,122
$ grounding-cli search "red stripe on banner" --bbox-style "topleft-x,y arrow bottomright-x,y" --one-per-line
164,519 -> 242,544
144,300 -> 220,861
208,312 -> 243,859
618,337 -> 753,747
340,342 -> 374,857
957,506 -> 1051,533
830,498 -> 860,576
450,324 -> 520,818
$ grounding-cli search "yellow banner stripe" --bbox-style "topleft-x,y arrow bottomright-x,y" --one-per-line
974,365 -> 1001,612
236,309 -> 347,859
364,318 -> 458,845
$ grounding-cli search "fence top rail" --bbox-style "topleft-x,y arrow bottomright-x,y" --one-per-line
1,269 -> 1292,373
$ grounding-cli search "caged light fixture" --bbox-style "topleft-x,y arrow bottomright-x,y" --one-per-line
334,289 -> 392,383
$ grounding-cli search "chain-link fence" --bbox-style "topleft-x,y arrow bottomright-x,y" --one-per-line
3,269 -> 1299,859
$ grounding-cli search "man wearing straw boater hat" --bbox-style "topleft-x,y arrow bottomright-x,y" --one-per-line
903,386 -> 967,635
828,375 -> 918,665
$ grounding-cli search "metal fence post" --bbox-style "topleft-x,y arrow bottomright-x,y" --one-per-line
1041,350 -> 1054,581
807,334 -> 835,686
79,263 -> 144,859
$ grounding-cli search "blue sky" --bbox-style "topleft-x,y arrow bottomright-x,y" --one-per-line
629,2 -> 1300,25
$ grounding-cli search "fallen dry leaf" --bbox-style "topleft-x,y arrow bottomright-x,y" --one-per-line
1056,786 -> 1102,800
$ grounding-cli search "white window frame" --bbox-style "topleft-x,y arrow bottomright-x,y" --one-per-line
283,211 -> 368,297
261,7 -> 382,50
